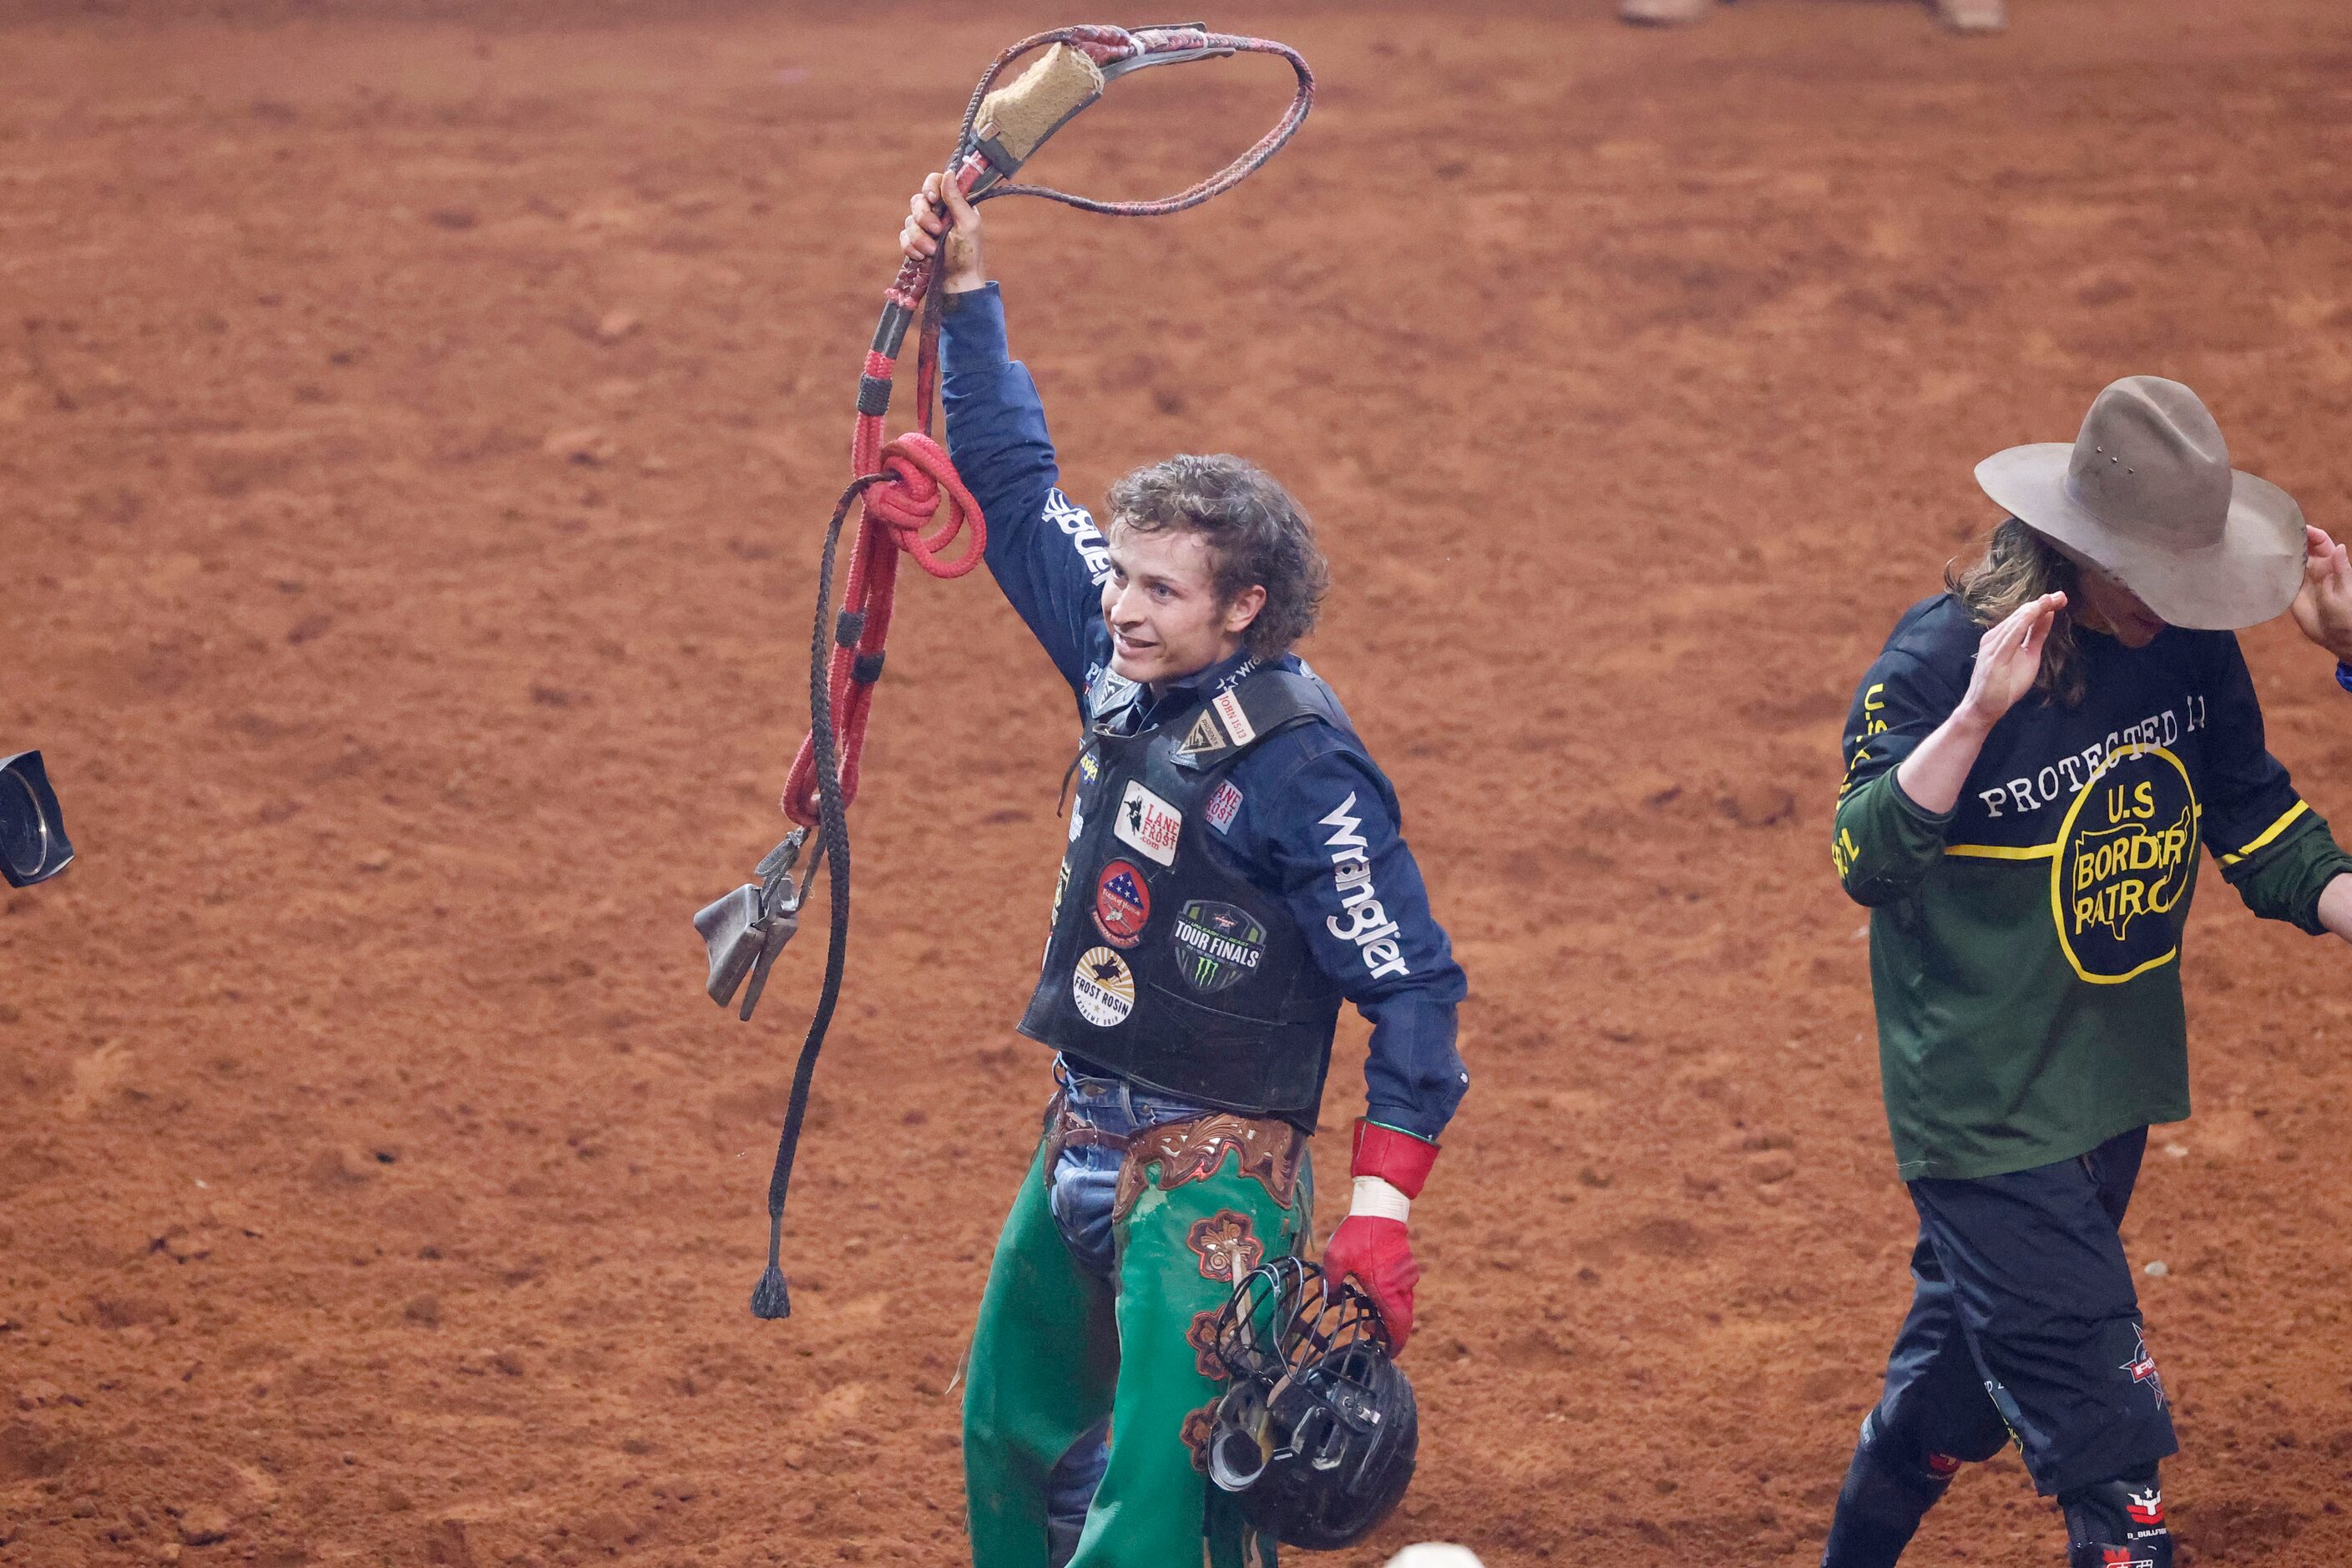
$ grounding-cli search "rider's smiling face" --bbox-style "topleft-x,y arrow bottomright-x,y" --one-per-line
1100,522 -> 1265,690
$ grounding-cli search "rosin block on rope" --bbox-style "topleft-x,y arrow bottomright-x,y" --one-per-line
974,43 -> 1105,164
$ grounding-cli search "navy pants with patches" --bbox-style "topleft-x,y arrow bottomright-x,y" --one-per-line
1871,1127 -> 2177,1498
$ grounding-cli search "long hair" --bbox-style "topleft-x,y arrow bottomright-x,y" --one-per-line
1105,454 -> 1330,662
1945,517 -> 2085,706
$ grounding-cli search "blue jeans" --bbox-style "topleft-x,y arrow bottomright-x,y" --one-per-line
1040,1060 -> 1216,1568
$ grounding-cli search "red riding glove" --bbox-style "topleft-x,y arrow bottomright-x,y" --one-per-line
1319,1120 -> 1439,1353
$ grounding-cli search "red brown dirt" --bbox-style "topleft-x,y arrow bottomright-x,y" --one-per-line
5,3 -> 2352,1564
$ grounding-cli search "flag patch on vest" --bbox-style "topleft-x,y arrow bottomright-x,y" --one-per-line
1092,859 -> 1151,948
1171,899 -> 1267,994
1115,781 -> 1182,866
1072,947 -> 1136,1027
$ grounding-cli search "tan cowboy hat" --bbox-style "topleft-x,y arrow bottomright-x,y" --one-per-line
1975,376 -> 2306,630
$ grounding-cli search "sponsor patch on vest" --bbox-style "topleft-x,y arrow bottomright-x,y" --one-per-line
1176,710 -> 1225,758
1171,899 -> 1266,994
2052,746 -> 2196,985
1092,859 -> 1151,948
1206,780 -> 1243,834
1211,689 -> 1255,746
1115,781 -> 1182,867
1083,658 -> 1141,723
1072,946 -> 1136,1028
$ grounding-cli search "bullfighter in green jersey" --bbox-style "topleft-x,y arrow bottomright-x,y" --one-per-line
1819,377 -> 2352,1568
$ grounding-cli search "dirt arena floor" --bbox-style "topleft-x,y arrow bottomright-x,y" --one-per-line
7,1 -> 2352,1562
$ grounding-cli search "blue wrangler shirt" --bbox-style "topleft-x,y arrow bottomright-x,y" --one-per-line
939,283 -> 1469,1141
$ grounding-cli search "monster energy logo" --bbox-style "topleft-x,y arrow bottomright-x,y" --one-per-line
1172,900 -> 1266,994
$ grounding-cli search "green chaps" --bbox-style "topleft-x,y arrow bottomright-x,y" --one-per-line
963,1113 -> 1315,1567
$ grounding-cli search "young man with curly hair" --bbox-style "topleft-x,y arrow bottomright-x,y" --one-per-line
899,176 -> 1469,1566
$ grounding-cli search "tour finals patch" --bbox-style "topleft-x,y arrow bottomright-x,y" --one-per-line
1171,899 -> 1267,994
1091,859 -> 1151,948
2051,746 -> 2198,985
1072,947 -> 1136,1027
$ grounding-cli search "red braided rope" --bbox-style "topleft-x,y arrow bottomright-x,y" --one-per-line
778,25 -> 1313,829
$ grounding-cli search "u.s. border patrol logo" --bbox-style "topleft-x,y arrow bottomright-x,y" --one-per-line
2051,746 -> 2197,985
1171,899 -> 1265,994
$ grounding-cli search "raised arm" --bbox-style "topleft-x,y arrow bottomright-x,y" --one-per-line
904,175 -> 1112,700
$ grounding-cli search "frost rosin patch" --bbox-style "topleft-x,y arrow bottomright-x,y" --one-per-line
1072,946 -> 1136,1027
2051,746 -> 2198,985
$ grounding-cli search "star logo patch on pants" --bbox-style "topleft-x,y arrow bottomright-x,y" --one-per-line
2119,1327 -> 2166,1409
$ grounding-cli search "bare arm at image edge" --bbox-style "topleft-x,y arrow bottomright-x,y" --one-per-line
2321,875 -> 2352,943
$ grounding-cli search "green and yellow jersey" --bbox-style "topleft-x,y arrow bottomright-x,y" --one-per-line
1834,594 -> 2351,1181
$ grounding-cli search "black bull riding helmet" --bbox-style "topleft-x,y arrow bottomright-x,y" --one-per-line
0,751 -> 73,888
1206,1257 -> 1418,1548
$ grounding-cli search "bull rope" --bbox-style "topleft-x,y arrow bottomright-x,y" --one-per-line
747,25 -> 1315,1320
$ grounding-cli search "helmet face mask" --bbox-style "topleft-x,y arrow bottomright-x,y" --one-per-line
1206,1380 -> 1272,1492
1206,1257 -> 1419,1548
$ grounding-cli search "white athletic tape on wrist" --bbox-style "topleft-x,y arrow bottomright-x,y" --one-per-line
1349,1175 -> 1410,1223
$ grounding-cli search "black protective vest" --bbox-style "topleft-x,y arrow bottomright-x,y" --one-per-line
1018,665 -> 1348,1125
